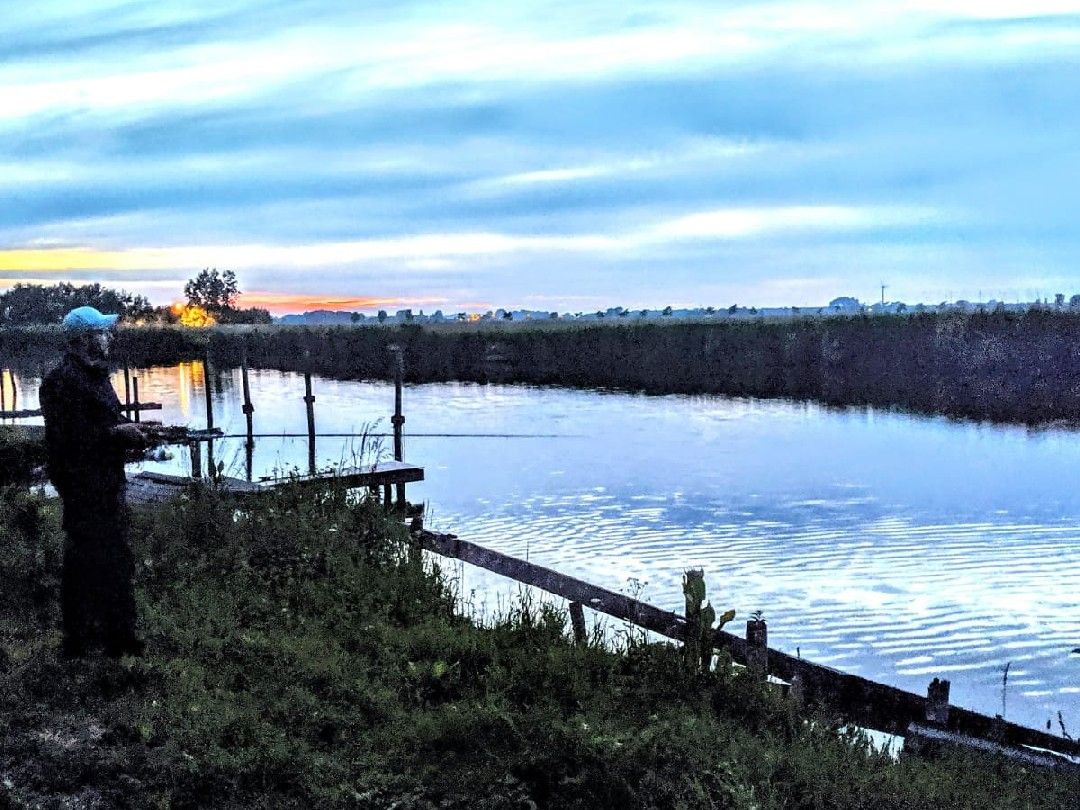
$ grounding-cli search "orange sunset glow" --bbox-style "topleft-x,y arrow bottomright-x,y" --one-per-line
236,292 -> 460,316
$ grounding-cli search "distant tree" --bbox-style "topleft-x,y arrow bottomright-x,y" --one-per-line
704,306 -> 715,315
549,312 -> 559,319
350,312 -> 361,324
639,309 -> 648,317
896,303 -> 907,313
0,282 -> 151,325
1056,293 -> 1065,307
749,306 -> 758,315
791,306 -> 800,315
662,305 -> 673,316
184,268 -> 238,312
377,310 -> 388,323
727,304 -> 738,315
596,310 -> 605,318
502,310 -> 513,320
1070,294 -> 1080,308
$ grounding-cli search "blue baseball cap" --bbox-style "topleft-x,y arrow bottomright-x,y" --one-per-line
62,306 -> 119,332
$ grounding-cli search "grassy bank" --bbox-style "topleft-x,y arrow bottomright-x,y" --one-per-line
1,483 -> 1077,808
5,309 -> 1080,424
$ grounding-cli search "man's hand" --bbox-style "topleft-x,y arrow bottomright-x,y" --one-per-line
112,422 -> 150,448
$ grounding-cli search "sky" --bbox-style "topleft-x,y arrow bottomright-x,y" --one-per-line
2,1 -> 1080,315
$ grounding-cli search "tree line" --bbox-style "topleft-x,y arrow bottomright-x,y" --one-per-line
0,269 -> 270,327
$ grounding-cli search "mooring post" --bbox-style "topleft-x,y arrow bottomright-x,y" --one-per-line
926,678 -> 951,726
303,351 -> 316,476
389,344 -> 406,510
240,343 -> 255,481
123,361 -> 131,411
746,618 -> 768,680
203,351 -> 214,478
240,344 -> 254,446
132,377 -> 141,423
570,601 -> 588,645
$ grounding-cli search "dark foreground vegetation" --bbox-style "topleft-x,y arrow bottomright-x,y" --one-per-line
5,308 -> 1080,425
1,482 -> 1078,808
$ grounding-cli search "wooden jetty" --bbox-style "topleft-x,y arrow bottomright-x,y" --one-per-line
417,530 -> 1080,770
127,462 -> 424,505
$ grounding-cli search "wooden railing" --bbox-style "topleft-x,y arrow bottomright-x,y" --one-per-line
418,530 -> 1080,770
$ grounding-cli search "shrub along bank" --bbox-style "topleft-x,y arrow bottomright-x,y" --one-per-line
0,483 -> 1077,808
5,310 -> 1080,424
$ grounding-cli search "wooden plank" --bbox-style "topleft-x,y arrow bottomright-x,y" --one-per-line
128,462 -> 424,500
419,531 -> 686,640
904,722 -> 1080,772
418,530 -> 1080,759
1,404 -> 162,419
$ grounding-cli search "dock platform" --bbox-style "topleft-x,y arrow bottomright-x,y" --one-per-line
127,461 -> 424,504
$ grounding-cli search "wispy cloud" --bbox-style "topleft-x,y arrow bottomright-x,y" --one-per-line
2,1 -> 1079,310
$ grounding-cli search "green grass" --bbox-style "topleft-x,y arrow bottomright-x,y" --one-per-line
1,483 -> 1078,808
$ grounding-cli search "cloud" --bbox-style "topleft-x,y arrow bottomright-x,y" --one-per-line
3,1 -> 1080,310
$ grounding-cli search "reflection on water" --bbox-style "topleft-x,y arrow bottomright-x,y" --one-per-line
6,365 -> 1080,732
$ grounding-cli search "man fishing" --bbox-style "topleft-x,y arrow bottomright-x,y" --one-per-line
39,306 -> 159,658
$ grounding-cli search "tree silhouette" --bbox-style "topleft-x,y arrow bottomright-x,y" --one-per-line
184,268 -> 238,312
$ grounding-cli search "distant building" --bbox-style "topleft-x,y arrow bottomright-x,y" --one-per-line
828,296 -> 862,313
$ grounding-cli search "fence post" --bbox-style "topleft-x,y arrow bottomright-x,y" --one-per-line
240,343 -> 255,481
203,351 -> 215,477
132,378 -> 141,423
1,369 -> 7,415
746,618 -> 768,680
926,678 -> 951,726
303,353 -> 316,476
570,601 -> 588,645
389,344 -> 406,510
123,361 -> 131,411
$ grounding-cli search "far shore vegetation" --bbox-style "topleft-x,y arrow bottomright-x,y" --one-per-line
2,481 -> 1078,807
4,307 -> 1080,425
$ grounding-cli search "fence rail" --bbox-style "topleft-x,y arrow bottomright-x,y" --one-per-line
418,530 -> 1080,766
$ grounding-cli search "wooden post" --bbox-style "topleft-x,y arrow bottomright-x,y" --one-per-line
8,371 -> 15,413
788,673 -> 804,708
926,678 -> 951,726
203,352 -> 214,478
569,601 -> 588,645
304,368 -> 316,477
1,369 -> 7,415
746,619 -> 768,680
241,344 -> 255,482
240,344 -> 254,446
189,440 -> 202,479
123,362 -> 131,411
389,344 -> 405,509
132,377 -> 141,423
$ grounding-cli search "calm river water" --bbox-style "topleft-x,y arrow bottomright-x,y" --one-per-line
7,362 -> 1080,733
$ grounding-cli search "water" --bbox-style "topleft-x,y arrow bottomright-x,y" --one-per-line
7,363 -> 1080,733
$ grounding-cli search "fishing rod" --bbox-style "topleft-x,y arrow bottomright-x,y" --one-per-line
214,431 -> 582,440
141,426 -> 582,442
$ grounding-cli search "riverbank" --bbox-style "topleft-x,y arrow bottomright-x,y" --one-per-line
1,483 -> 1077,808
5,309 -> 1080,425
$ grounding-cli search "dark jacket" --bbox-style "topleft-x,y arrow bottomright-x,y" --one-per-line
39,353 -> 132,508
